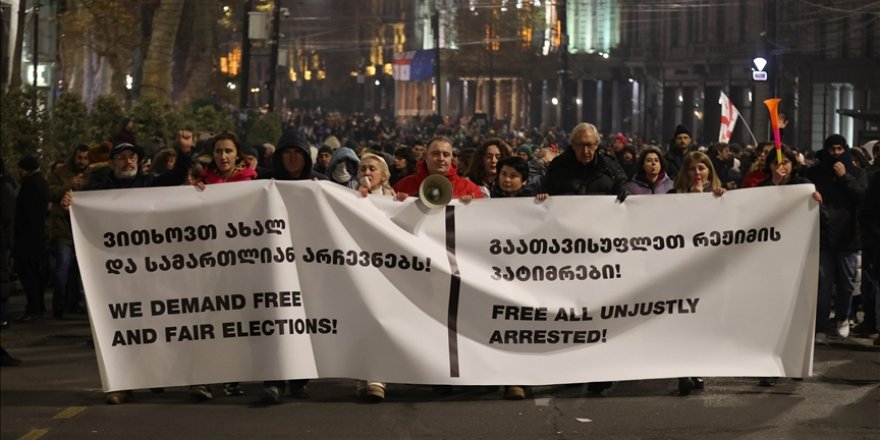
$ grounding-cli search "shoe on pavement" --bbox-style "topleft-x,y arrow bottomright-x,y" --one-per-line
189,385 -> 213,401
363,384 -> 385,403
504,386 -> 526,400
261,385 -> 283,404
224,383 -> 244,396
836,320 -> 850,338
851,321 -> 878,337
815,332 -> 829,345
692,377 -> 705,390
586,381 -> 613,396
678,377 -> 693,396
758,377 -> 778,387
1,354 -> 22,367
105,391 -> 129,405
288,382 -> 309,399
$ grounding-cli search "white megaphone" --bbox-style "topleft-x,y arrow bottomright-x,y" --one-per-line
418,174 -> 453,209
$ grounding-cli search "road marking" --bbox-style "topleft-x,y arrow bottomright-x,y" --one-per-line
17,429 -> 49,440
533,397 -> 552,407
53,406 -> 86,419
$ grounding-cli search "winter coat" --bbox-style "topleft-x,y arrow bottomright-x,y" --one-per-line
542,149 -> 627,196
1,177 -> 14,255
627,173 -> 674,195
664,145 -> 694,179
804,149 -> 868,251
200,165 -> 258,184
393,160 -> 483,199
84,151 -> 191,191
526,158 -> 547,191
862,172 -> 880,278
47,164 -> 78,246
756,175 -> 812,187
13,170 -> 49,260
741,170 -> 767,188
490,184 -> 535,198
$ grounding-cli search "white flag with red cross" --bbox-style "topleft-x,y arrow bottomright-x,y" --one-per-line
718,92 -> 740,143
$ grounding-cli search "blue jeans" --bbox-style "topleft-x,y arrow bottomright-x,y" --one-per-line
52,243 -> 80,315
817,251 -> 857,334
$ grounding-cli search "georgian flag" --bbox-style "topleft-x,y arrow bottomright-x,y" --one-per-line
718,92 -> 740,143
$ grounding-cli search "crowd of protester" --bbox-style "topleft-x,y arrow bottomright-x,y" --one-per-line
1,109 -> 878,404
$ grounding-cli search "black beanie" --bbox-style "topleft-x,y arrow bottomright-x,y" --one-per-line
673,124 -> 691,138
823,134 -> 847,151
18,156 -> 40,172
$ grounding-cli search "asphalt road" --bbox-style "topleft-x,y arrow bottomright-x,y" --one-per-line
2,294 -> 878,440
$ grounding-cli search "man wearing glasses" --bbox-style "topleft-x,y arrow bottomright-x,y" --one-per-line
73,131 -> 194,192
541,122 -> 627,396
542,122 -> 628,199
60,130 -> 194,404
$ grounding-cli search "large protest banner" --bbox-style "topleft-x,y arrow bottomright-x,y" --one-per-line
71,181 -> 819,391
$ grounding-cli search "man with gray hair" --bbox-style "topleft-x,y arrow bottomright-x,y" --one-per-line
541,122 -> 627,396
542,122 -> 628,199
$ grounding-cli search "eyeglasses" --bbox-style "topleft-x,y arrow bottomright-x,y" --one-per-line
113,153 -> 138,163
571,142 -> 597,149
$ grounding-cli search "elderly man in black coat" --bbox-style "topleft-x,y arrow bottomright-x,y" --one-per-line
542,122 -> 628,199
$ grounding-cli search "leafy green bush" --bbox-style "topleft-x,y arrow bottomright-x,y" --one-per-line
90,95 -> 126,144
44,91 -> 90,161
0,87 -> 47,168
243,111 -> 282,148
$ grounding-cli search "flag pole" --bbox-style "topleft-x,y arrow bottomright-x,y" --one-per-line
734,108 -> 759,147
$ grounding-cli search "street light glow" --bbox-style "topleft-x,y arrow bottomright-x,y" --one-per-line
551,97 -> 558,106
375,79 -> 381,86
227,82 -> 236,90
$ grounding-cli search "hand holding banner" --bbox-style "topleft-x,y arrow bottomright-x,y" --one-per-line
71,181 -> 820,391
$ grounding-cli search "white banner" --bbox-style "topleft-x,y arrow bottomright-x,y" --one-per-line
71,181 -> 819,391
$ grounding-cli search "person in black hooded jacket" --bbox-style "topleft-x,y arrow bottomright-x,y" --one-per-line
13,156 -> 49,322
259,128 -> 325,405
804,134 -> 867,342
264,128 -> 327,181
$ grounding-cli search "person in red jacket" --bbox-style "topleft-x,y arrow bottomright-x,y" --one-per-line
393,136 -> 483,202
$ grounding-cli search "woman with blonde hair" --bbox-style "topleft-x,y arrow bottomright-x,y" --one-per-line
669,151 -> 723,396
671,151 -> 725,197
354,152 -> 395,402
356,153 -> 395,198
